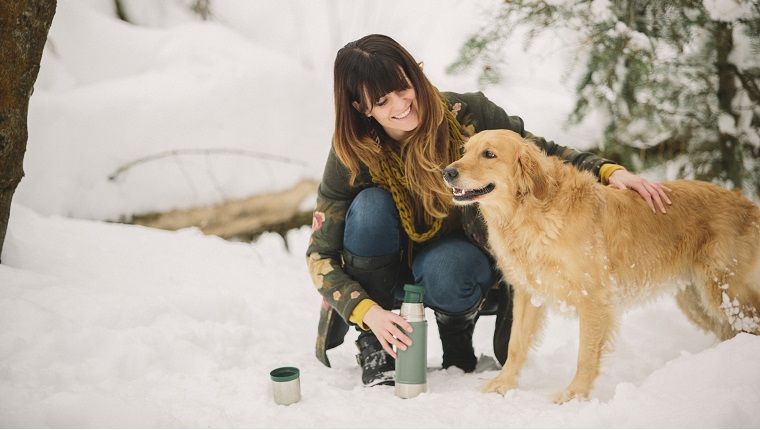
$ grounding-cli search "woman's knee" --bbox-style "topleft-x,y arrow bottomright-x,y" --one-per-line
344,188 -> 402,256
346,188 -> 395,224
413,238 -> 496,313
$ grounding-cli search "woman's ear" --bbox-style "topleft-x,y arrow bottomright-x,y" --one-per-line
351,101 -> 367,116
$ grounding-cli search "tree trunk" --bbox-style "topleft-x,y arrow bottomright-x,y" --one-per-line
714,20 -> 743,189
0,0 -> 57,263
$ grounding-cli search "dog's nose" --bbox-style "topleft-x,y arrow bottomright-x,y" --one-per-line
442,167 -> 458,183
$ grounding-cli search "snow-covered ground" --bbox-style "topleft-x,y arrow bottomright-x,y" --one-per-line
2,0 -> 759,427
3,205 -> 759,428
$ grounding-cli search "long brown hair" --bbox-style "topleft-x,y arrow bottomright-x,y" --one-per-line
333,34 -> 454,220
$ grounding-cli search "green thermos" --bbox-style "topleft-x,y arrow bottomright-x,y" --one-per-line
394,284 -> 427,398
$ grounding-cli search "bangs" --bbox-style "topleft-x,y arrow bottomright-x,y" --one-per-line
349,55 -> 411,113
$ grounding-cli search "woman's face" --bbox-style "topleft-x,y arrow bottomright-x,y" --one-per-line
364,86 -> 419,142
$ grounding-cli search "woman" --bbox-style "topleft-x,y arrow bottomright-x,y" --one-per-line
307,34 -> 671,387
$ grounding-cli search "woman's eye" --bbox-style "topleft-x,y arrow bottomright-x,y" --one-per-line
376,99 -> 387,107
483,150 -> 496,159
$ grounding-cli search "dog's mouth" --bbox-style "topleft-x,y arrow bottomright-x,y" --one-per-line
452,183 -> 495,201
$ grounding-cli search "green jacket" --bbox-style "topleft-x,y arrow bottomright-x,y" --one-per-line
307,91 -> 617,367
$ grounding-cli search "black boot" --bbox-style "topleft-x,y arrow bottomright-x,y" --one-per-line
343,249 -> 402,311
355,331 -> 395,386
343,249 -> 404,386
435,303 -> 480,373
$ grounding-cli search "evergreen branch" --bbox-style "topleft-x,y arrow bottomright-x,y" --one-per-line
734,66 -> 760,103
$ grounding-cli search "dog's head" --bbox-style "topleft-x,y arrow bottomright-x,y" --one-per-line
443,129 -> 554,206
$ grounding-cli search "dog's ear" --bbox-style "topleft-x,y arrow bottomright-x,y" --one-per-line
515,141 -> 550,201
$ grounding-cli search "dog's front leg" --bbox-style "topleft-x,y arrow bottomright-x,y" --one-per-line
554,302 -> 615,403
483,288 -> 546,395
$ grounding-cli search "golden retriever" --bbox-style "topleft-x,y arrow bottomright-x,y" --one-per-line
443,129 -> 760,403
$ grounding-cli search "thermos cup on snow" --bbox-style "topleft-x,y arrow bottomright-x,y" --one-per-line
394,284 -> 428,399
270,366 -> 301,405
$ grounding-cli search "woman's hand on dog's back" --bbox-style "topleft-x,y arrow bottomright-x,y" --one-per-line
608,170 -> 672,214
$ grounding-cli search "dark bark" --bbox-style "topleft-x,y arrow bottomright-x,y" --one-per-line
714,20 -> 743,189
0,0 -> 57,263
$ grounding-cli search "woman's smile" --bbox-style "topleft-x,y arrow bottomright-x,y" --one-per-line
393,106 -> 412,119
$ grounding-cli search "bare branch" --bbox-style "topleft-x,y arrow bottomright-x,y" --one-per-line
108,148 -> 308,181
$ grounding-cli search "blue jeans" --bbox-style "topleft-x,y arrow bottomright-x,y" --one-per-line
344,188 -> 497,314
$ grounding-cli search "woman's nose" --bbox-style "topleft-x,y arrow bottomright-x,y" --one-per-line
388,93 -> 405,109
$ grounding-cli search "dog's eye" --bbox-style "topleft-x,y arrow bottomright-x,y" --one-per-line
483,150 -> 496,159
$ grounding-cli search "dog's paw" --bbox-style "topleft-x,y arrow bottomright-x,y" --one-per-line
482,377 -> 515,396
553,388 -> 589,404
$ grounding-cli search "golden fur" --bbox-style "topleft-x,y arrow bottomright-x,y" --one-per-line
443,129 -> 760,403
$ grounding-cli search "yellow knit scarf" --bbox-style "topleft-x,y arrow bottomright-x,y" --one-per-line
370,105 -> 466,243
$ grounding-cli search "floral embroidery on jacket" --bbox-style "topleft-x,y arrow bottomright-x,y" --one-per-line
450,102 -> 462,117
447,101 -> 475,139
308,253 -> 335,289
309,211 -> 325,245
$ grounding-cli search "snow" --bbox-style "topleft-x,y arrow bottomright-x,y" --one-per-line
3,206 -> 759,427
703,0 -> 755,22
2,0 -> 760,427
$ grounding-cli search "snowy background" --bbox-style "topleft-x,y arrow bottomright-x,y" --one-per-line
2,0 -> 759,427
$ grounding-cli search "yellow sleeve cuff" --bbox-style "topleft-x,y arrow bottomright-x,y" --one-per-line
349,299 -> 377,330
599,163 -> 626,185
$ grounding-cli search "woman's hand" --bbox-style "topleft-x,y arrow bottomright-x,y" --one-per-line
362,304 -> 414,358
608,170 -> 672,214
